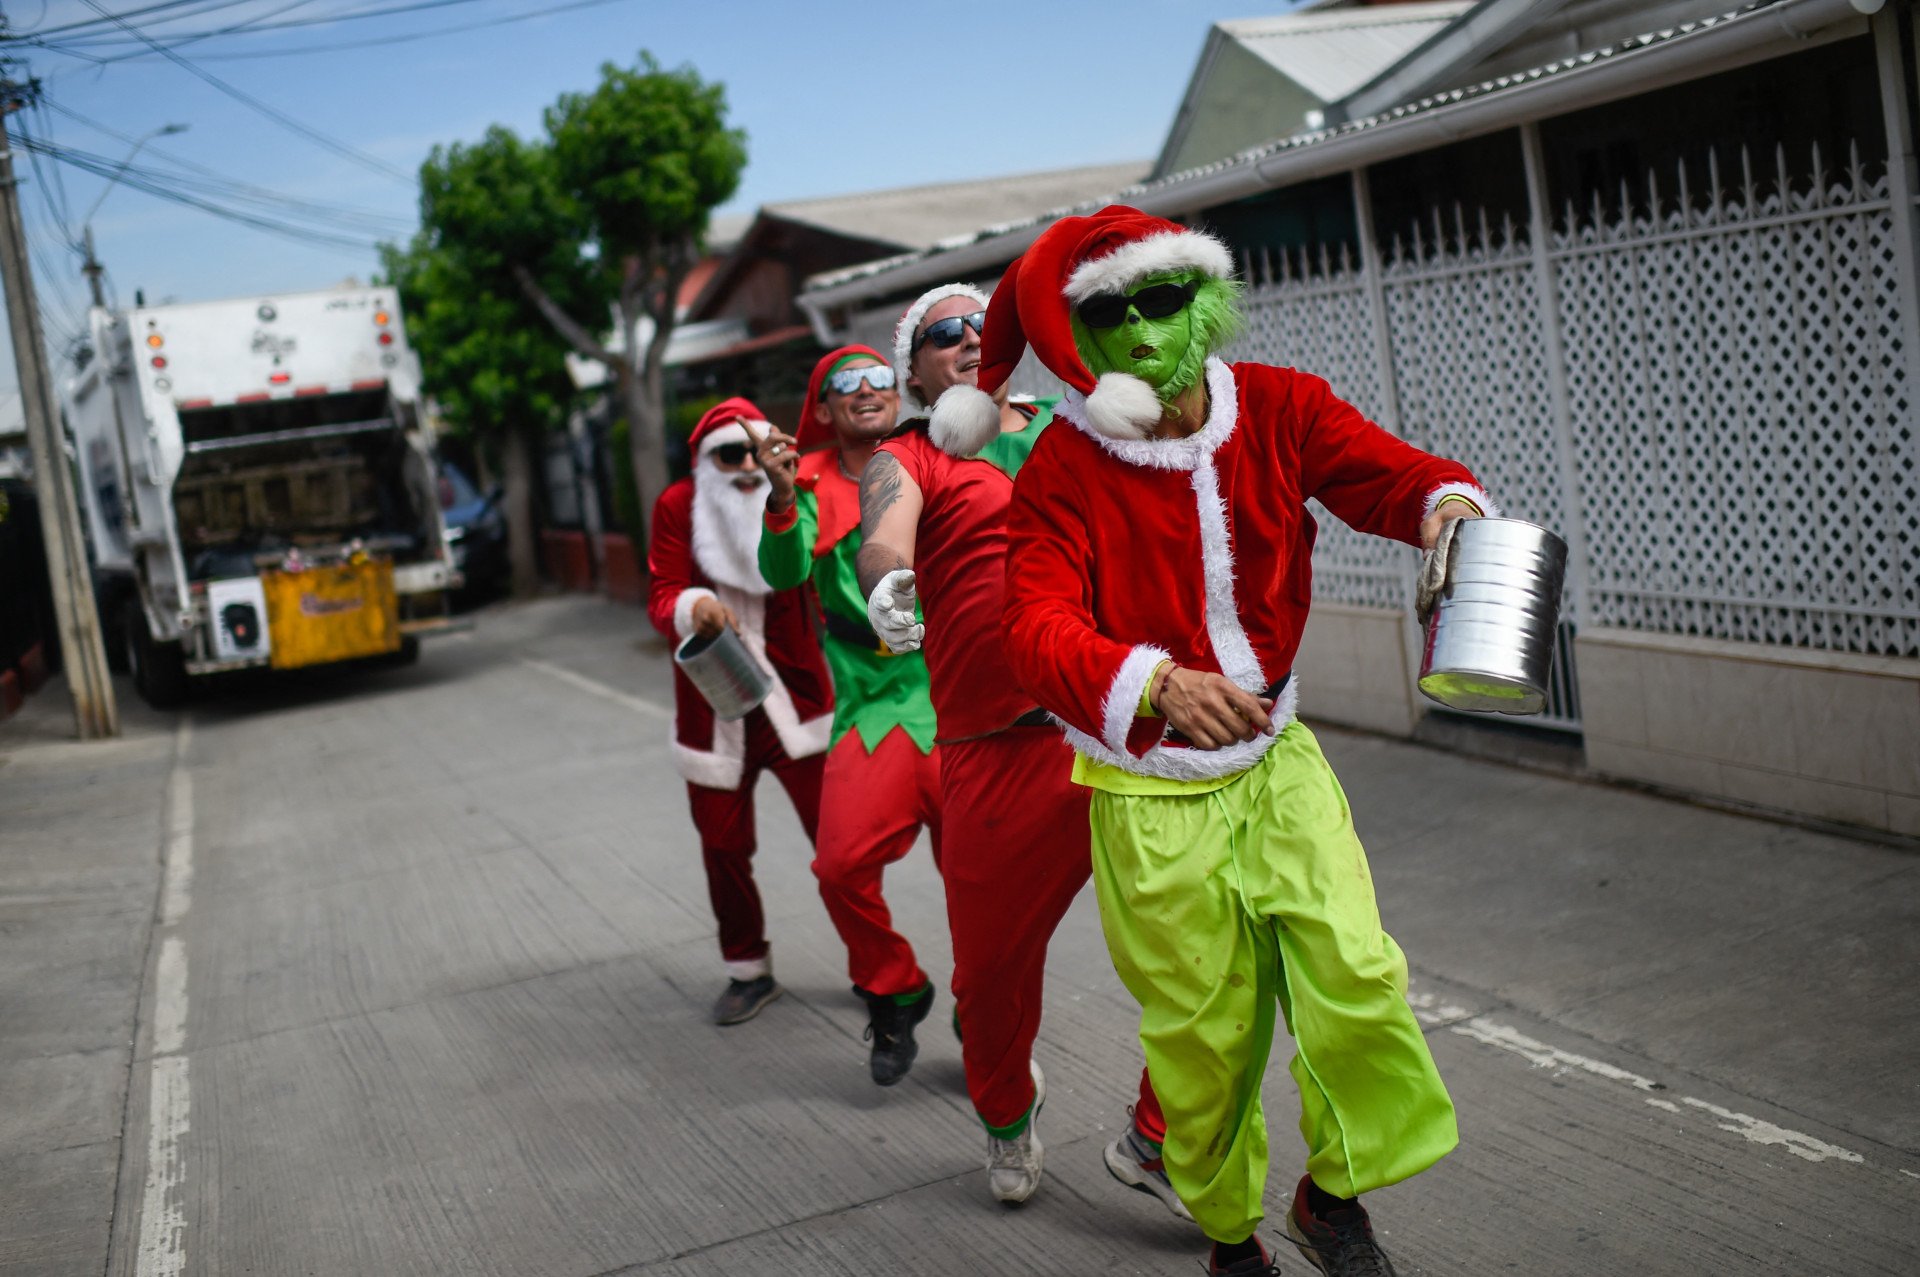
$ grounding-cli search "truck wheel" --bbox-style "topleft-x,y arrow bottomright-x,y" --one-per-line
379,636 -> 421,668
126,608 -> 189,709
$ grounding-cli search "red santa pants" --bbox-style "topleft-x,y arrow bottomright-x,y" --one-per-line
811,727 -> 943,998
941,724 -> 1157,1133
685,708 -> 824,977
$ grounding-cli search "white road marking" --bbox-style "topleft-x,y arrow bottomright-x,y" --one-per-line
1444,1011 -> 1872,1173
1900,1169 -> 1919,1180
160,769 -> 193,927
135,1056 -> 190,1276
1449,1017 -> 1660,1090
152,936 -> 188,1057
134,718 -> 195,1277
520,657 -> 672,720
1680,1098 -> 1864,1164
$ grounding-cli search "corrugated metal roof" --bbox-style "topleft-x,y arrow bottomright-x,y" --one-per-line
759,162 -> 1152,252
803,2 -> 1780,298
1219,3 -> 1474,103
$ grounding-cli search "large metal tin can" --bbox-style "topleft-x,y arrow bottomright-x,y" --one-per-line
1418,517 -> 1568,715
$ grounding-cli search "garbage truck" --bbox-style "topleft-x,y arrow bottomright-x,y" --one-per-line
63,285 -> 463,707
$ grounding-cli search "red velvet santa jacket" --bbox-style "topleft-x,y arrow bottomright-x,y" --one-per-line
647,477 -> 833,790
1003,358 -> 1495,783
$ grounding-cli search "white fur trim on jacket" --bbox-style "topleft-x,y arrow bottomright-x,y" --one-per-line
1061,679 -> 1299,783
672,586 -> 718,641
928,383 -> 1002,457
1064,228 -> 1234,304
1100,644 -> 1172,754
894,283 -> 990,410
1422,481 -> 1502,520
1058,358 -> 1238,472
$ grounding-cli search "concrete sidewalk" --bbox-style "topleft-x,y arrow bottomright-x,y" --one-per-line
3,594 -> 1915,1276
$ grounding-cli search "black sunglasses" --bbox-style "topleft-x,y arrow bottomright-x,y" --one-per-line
911,310 -> 986,355
1075,279 -> 1202,330
709,442 -> 754,466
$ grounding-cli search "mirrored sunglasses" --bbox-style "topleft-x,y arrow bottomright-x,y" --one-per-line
825,364 -> 897,397
1075,279 -> 1202,330
911,310 -> 986,355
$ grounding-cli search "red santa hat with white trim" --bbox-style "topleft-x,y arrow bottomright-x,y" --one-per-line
688,395 -> 775,456
930,205 -> 1234,453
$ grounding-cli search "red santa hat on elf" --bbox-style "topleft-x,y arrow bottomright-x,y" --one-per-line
930,206 -> 1234,454
797,344 -> 892,451
688,395 -> 775,457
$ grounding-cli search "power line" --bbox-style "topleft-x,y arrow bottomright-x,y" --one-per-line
4,0 -> 263,43
37,97 -> 413,232
182,0 -> 636,61
69,0 -> 412,182
14,130 -> 383,250
36,0 -> 500,50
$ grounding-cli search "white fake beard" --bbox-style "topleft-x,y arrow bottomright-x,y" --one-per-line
690,456 -> 772,595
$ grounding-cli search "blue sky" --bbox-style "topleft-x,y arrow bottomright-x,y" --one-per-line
1,0 -> 1285,400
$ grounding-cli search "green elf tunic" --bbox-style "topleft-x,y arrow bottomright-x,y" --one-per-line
759,449 -> 937,753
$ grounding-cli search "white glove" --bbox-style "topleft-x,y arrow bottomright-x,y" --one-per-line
866,569 -> 925,653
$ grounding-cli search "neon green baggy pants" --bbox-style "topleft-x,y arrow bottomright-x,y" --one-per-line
1087,724 -> 1457,1243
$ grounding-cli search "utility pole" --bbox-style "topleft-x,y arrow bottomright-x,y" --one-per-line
0,82 -> 118,738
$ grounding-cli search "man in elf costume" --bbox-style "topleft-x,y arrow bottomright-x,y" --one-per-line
647,397 -> 834,1028
856,286 -> 1179,1217
748,345 -> 943,1087
961,207 -> 1491,1277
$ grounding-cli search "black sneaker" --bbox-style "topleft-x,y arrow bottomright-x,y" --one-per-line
1284,1176 -> 1398,1276
859,983 -> 934,1085
1207,1238 -> 1280,1276
711,975 -> 782,1026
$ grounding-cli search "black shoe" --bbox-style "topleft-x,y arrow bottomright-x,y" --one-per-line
1284,1176 -> 1397,1276
712,975 -> 782,1026
859,983 -> 933,1085
1208,1238 -> 1280,1276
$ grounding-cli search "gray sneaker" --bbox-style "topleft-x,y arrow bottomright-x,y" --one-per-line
712,975 -> 782,1026
1103,1126 -> 1194,1221
987,1060 -> 1046,1204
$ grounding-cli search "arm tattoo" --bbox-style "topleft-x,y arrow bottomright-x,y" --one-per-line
856,452 -> 912,599
859,451 -> 905,533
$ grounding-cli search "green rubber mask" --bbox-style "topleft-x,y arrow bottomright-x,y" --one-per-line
1073,270 -> 1240,402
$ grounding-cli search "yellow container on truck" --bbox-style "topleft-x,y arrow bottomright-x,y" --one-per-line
263,558 -> 400,669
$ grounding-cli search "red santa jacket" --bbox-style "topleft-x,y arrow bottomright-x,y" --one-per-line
647,476 -> 833,789
1003,358 -> 1495,783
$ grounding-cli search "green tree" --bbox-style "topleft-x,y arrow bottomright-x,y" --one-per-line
517,52 -> 746,549
382,136 -> 579,596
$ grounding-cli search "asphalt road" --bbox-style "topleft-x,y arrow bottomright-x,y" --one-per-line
3,593 -> 1916,1276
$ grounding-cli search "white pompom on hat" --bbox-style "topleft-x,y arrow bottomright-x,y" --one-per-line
930,205 -> 1233,445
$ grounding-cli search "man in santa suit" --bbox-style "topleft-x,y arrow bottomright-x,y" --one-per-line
647,397 -> 834,1027
748,345 -> 943,1087
855,286 -> 1178,1217
948,207 -> 1491,1276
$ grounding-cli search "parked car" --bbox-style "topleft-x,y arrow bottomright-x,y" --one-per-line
438,462 -> 508,606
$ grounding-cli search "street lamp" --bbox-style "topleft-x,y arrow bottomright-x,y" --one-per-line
81,122 -> 189,309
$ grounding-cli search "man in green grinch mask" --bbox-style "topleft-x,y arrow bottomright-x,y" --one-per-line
955,206 -> 1496,1276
